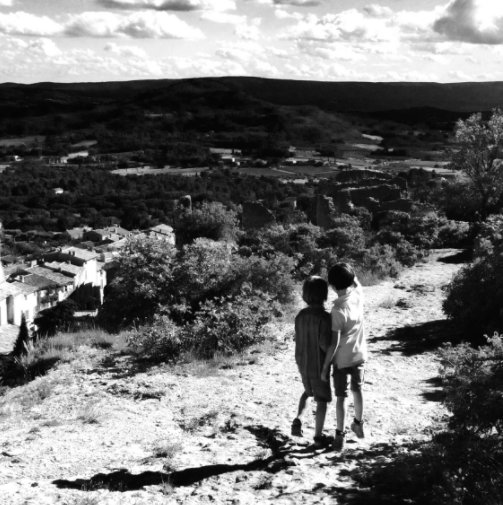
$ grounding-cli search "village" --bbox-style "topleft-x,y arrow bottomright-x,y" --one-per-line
0,222 -> 176,354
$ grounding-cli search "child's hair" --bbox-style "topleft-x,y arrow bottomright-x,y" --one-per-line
328,262 -> 355,290
302,276 -> 328,305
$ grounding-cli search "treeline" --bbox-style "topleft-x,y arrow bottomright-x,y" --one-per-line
0,165 -> 305,231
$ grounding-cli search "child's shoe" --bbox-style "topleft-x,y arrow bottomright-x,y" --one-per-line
350,419 -> 365,439
291,418 -> 303,437
313,434 -> 332,449
333,430 -> 346,451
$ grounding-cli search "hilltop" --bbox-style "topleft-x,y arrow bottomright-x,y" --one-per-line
0,249 -> 463,504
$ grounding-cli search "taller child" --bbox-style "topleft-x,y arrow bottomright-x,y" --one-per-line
322,263 -> 367,451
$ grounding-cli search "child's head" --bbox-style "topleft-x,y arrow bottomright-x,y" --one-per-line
328,262 -> 355,291
302,276 -> 328,305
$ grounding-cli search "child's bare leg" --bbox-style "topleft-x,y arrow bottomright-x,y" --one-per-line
314,401 -> 327,437
296,391 -> 309,419
336,396 -> 347,432
353,390 -> 363,422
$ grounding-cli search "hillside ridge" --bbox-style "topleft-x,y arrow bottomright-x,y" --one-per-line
0,249 -> 463,504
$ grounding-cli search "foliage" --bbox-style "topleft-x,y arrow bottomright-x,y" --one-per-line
359,243 -> 402,279
34,299 -> 77,337
443,234 -> 503,336
184,288 -> 276,358
440,333 -> 503,435
126,314 -> 183,362
451,109 -> 503,217
372,230 -> 425,267
12,314 -> 30,357
98,238 -> 177,330
473,214 -> 503,259
174,202 -> 239,245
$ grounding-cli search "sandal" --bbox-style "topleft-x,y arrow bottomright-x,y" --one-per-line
291,418 -> 303,437
313,434 -> 332,448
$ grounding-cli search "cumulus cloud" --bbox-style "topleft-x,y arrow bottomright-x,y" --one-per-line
0,11 -> 62,36
98,0 -> 235,11
104,41 -> 148,58
273,0 -> 321,6
283,10 -> 396,43
434,0 -> 503,44
64,11 -> 204,39
0,0 -> 14,6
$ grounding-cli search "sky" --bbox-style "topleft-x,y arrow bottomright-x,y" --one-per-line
0,0 -> 503,83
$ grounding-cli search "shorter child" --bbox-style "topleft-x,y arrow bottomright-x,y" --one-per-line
322,263 -> 367,451
291,276 -> 332,448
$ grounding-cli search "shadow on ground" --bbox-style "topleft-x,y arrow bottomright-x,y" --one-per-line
371,319 -> 465,356
53,425 -> 325,492
437,249 -> 471,264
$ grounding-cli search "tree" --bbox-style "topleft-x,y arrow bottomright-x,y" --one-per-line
12,314 -> 30,357
452,109 -> 503,218
97,238 -> 177,331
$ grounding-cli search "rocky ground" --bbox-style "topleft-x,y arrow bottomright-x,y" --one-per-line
0,249 -> 464,505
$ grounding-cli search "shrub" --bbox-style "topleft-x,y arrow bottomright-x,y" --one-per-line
359,244 -> 402,280
98,238 -> 177,330
373,230 -> 425,267
443,247 -> 503,336
34,299 -> 77,337
473,214 -> 503,259
175,238 -> 236,305
184,288 -> 276,358
174,201 -> 238,245
234,253 -> 296,304
440,333 -> 503,435
126,314 -> 183,362
435,219 -> 471,248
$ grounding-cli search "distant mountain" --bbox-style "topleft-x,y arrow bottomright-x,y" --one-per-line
2,77 -> 503,116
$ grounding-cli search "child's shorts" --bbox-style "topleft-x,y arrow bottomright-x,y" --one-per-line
333,363 -> 365,398
301,375 -> 332,403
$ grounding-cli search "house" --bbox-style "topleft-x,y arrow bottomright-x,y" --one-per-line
84,226 -> 132,243
145,224 -> 175,245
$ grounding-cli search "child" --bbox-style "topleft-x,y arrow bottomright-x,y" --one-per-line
322,263 -> 367,451
291,276 -> 332,448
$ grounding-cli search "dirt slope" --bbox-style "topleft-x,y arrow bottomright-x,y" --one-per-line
0,249 -> 463,505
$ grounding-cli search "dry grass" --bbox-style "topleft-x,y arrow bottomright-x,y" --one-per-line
76,402 -> 102,424
379,295 -> 397,309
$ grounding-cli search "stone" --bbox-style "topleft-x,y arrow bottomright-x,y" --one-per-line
242,202 -> 275,229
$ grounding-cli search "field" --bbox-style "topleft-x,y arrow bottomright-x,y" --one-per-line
0,135 -> 45,147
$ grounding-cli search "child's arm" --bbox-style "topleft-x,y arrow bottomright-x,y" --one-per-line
321,330 -> 339,382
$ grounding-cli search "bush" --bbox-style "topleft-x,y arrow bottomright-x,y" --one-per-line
473,214 -> 503,259
440,333 -> 503,435
359,244 -> 402,280
443,245 -> 503,336
126,314 -> 183,362
98,238 -> 177,330
184,288 -> 276,358
234,253 -> 296,304
373,230 -> 425,267
174,201 -> 238,245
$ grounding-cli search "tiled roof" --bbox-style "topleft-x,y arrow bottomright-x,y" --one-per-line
149,224 -> 174,235
44,262 -> 81,277
10,281 -> 38,295
61,247 -> 98,261
17,273 -> 58,290
28,266 -> 74,286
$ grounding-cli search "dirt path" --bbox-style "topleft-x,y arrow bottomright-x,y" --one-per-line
0,249 -> 464,505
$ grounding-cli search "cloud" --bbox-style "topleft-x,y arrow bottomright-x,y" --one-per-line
434,0 -> 503,44
283,10 -> 396,43
0,11 -> 62,36
0,0 -> 14,6
64,11 -> 204,39
273,0 -> 320,5
104,41 -> 148,58
362,5 -> 393,19
98,0 -> 235,11
200,11 -> 246,24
